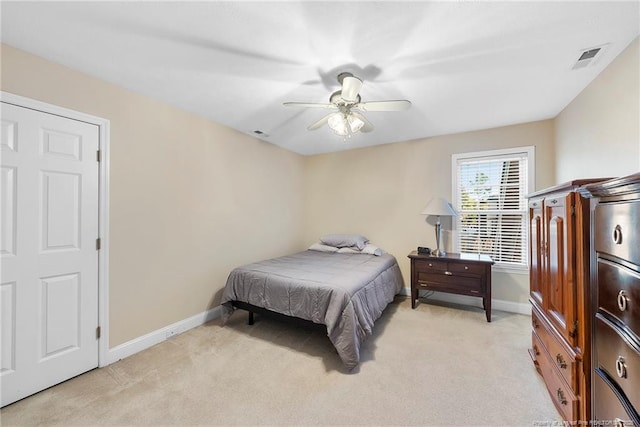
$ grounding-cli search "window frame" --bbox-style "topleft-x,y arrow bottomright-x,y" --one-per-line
451,146 -> 535,274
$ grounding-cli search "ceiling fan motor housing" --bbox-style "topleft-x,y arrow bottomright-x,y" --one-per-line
330,91 -> 361,106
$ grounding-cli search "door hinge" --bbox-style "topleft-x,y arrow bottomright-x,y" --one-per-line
96,238 -> 101,250
96,326 -> 101,339
571,205 -> 576,216
569,320 -> 578,338
97,150 -> 101,162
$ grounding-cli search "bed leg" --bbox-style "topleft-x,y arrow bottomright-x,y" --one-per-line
248,311 -> 254,325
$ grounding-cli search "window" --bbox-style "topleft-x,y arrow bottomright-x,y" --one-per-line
452,146 -> 534,270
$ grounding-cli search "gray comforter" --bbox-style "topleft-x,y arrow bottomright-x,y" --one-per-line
220,250 -> 404,369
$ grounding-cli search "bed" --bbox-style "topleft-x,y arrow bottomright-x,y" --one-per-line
220,237 -> 404,370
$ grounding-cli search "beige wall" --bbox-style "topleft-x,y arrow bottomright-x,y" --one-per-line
1,44 -> 306,347
555,37 -> 640,182
2,32 -> 637,346
303,121 -> 556,305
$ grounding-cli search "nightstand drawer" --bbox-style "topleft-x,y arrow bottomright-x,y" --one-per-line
415,260 -> 447,271
447,262 -> 485,275
417,273 -> 482,294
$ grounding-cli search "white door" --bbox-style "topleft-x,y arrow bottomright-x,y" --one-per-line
1,102 -> 100,407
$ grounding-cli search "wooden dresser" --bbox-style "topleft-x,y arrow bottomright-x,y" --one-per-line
583,173 -> 640,427
527,179 -> 608,423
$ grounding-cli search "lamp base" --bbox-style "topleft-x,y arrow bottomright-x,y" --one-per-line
431,249 -> 446,257
433,220 -> 445,257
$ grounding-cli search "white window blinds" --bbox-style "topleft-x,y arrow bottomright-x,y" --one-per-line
453,148 -> 533,268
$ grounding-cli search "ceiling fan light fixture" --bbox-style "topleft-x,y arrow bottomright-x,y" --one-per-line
328,112 -> 348,136
347,114 -> 364,133
327,112 -> 364,136
284,72 -> 411,138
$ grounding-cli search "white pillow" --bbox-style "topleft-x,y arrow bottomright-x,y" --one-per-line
362,244 -> 384,256
336,247 -> 361,254
337,243 -> 384,256
320,234 -> 369,250
308,242 -> 339,253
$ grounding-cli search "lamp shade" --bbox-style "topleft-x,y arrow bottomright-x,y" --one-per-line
421,197 -> 457,216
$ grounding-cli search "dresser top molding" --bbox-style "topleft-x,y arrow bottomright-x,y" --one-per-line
580,172 -> 640,198
526,178 -> 613,199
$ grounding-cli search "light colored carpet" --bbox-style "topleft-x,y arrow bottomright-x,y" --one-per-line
1,296 -> 561,426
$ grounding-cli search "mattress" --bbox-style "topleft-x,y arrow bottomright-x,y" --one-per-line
220,250 -> 404,369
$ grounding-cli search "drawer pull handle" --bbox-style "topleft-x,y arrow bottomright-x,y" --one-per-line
556,353 -> 567,369
444,271 -> 452,276
612,224 -> 623,245
464,266 -> 469,270
617,290 -> 629,312
615,356 -> 627,379
614,418 -> 625,427
556,388 -> 567,405
550,199 -> 558,205
428,263 -> 433,267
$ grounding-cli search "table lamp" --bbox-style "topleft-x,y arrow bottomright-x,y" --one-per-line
421,197 -> 457,257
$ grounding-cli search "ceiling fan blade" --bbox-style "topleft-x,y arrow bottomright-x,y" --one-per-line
357,100 -> 412,112
307,114 -> 332,131
341,76 -> 363,102
283,102 -> 337,109
350,111 -> 374,133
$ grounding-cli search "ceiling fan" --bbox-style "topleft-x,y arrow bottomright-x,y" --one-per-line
283,72 -> 411,137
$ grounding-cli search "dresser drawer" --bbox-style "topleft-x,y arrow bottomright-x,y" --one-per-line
415,260 -> 447,272
536,335 -> 579,421
531,329 -> 544,364
416,272 -> 482,294
595,316 -> 640,410
595,200 -> 640,265
598,259 -> 640,337
531,306 -> 578,391
532,306 -> 551,350
593,369 -> 639,427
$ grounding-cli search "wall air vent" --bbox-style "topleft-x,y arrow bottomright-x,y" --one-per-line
572,44 -> 609,70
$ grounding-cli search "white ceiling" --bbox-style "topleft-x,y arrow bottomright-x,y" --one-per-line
1,1 -> 639,155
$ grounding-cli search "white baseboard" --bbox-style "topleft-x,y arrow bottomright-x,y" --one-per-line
104,289 -> 530,366
399,287 -> 531,316
104,306 -> 222,366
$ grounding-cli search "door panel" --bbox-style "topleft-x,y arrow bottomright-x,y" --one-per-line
529,198 -> 544,308
41,273 -> 81,359
545,194 -> 576,345
0,102 -> 99,407
1,166 -> 17,256
0,282 -> 16,374
41,171 -> 81,251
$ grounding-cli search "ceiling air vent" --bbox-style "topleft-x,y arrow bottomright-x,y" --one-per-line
572,44 -> 609,70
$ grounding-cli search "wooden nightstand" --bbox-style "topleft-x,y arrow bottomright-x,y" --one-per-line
408,251 -> 494,322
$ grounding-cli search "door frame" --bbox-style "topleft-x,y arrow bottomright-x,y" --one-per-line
1,91 -> 110,368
